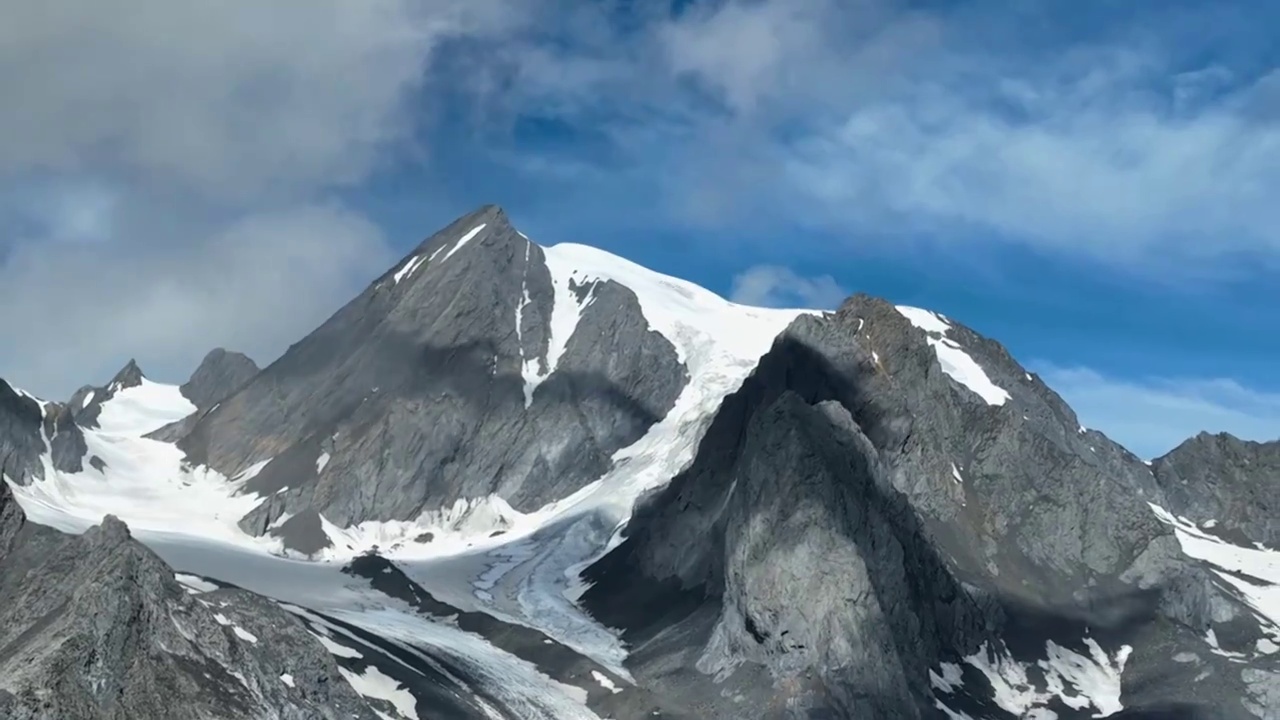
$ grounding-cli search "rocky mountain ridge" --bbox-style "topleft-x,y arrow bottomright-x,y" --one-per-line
0,482 -> 386,720
0,204 -> 1276,719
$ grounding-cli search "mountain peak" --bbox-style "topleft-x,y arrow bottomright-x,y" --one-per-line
108,359 -> 145,390
181,348 -> 259,410
401,203 -> 511,259
82,513 -> 134,549
1151,429 -> 1280,546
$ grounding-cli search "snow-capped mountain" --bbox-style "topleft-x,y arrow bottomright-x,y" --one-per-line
1,205 -> 1278,719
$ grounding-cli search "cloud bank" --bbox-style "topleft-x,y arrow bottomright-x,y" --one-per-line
3,0 -> 1277,408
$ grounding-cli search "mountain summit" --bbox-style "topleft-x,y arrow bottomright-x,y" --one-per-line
176,204 -> 779,547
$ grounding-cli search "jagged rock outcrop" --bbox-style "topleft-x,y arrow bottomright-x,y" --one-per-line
583,295 -> 1263,719
1152,433 -> 1280,546
0,482 -> 382,720
181,348 -> 260,411
174,205 -> 688,541
1,379 -> 85,484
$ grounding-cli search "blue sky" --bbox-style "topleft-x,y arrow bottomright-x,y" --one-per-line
1,0 -> 1278,458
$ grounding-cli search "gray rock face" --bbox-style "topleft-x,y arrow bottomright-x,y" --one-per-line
173,205 -> 687,544
583,295 -> 1261,719
0,478 -> 24,562
0,379 -> 85,484
181,348 -> 260,410
0,381 -> 48,485
0,483 -> 382,720
1152,432 -> 1280,546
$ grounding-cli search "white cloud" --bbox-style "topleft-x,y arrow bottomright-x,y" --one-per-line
1036,365 -> 1280,459
0,1 -> 511,200
462,1 -> 1280,265
781,63 -> 1280,263
0,204 -> 394,395
0,0 -> 517,396
729,265 -> 848,309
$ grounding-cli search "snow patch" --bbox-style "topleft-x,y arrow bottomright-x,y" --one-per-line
929,662 -> 963,693
235,458 -> 273,483
525,245 -> 600,401
392,255 -> 426,285
233,625 -> 259,643
316,452 -> 331,474
514,239 -> 538,407
338,665 -> 419,720
943,638 -> 1132,717
950,463 -> 964,484
429,223 -> 487,264
280,673 -> 295,688
1151,504 -> 1280,642
82,391 -> 95,408
895,306 -> 1010,406
9,384 -> 49,414
590,670 -> 622,694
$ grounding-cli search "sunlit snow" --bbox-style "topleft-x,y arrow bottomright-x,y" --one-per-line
938,638 -> 1132,718
392,256 -> 426,285
429,223 -> 487,264
895,306 -> 1010,406
590,670 -> 622,694
1151,504 -> 1280,648
338,665 -> 419,720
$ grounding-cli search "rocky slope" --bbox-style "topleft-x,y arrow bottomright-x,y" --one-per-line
0,482 -> 383,720
581,296 -> 1280,719
1,378 -> 86,484
1152,434 -> 1280,547
176,205 -> 690,544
